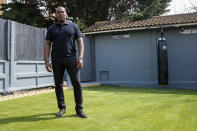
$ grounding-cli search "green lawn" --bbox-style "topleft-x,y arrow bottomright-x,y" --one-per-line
0,86 -> 197,131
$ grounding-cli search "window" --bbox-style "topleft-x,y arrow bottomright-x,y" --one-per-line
180,28 -> 197,34
112,34 -> 130,39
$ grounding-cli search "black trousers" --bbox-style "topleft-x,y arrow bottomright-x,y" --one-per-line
52,57 -> 83,112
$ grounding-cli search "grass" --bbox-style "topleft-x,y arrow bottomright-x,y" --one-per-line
0,86 -> 197,131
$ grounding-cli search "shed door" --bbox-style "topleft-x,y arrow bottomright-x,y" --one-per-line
80,37 -> 94,82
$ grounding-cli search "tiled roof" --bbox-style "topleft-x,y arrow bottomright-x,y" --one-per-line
83,12 -> 197,34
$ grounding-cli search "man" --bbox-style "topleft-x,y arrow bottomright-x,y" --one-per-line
44,6 -> 87,118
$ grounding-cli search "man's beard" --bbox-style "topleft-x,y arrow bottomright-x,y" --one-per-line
58,19 -> 65,23
58,18 -> 65,23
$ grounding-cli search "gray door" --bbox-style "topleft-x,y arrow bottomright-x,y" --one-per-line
80,37 -> 94,81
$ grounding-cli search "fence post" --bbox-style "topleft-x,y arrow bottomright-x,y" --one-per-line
2,20 -> 12,94
7,20 -> 11,61
8,20 -> 16,91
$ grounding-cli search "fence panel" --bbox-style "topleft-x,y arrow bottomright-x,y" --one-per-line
0,20 -> 55,93
0,60 -> 9,93
14,22 -> 45,61
0,19 -> 95,93
8,61 -> 54,92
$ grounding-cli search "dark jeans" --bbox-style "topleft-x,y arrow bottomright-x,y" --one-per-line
52,57 -> 83,112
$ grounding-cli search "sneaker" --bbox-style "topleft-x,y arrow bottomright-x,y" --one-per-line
76,111 -> 88,118
56,109 -> 66,117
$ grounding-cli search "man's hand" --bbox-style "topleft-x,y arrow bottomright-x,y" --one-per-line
44,40 -> 52,72
45,61 -> 52,72
77,58 -> 83,69
77,37 -> 84,69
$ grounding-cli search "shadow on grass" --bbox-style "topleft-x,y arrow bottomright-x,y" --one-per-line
83,86 -> 197,95
0,113 -> 77,125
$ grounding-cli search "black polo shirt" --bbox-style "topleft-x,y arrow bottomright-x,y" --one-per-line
46,21 -> 82,61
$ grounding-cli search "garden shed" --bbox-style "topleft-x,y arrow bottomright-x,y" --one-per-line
83,12 -> 197,88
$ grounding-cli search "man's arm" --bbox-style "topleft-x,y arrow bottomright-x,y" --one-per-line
77,37 -> 84,69
44,40 -> 52,72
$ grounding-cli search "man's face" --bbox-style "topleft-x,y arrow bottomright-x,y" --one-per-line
56,7 -> 67,23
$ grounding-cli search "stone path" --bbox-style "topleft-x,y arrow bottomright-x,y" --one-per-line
0,82 -> 100,101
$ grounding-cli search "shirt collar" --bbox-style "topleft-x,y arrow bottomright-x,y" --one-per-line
56,20 -> 70,26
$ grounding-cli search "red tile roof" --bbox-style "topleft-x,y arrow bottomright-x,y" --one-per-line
83,12 -> 197,34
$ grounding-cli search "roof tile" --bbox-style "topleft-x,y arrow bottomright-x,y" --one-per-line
83,12 -> 197,33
